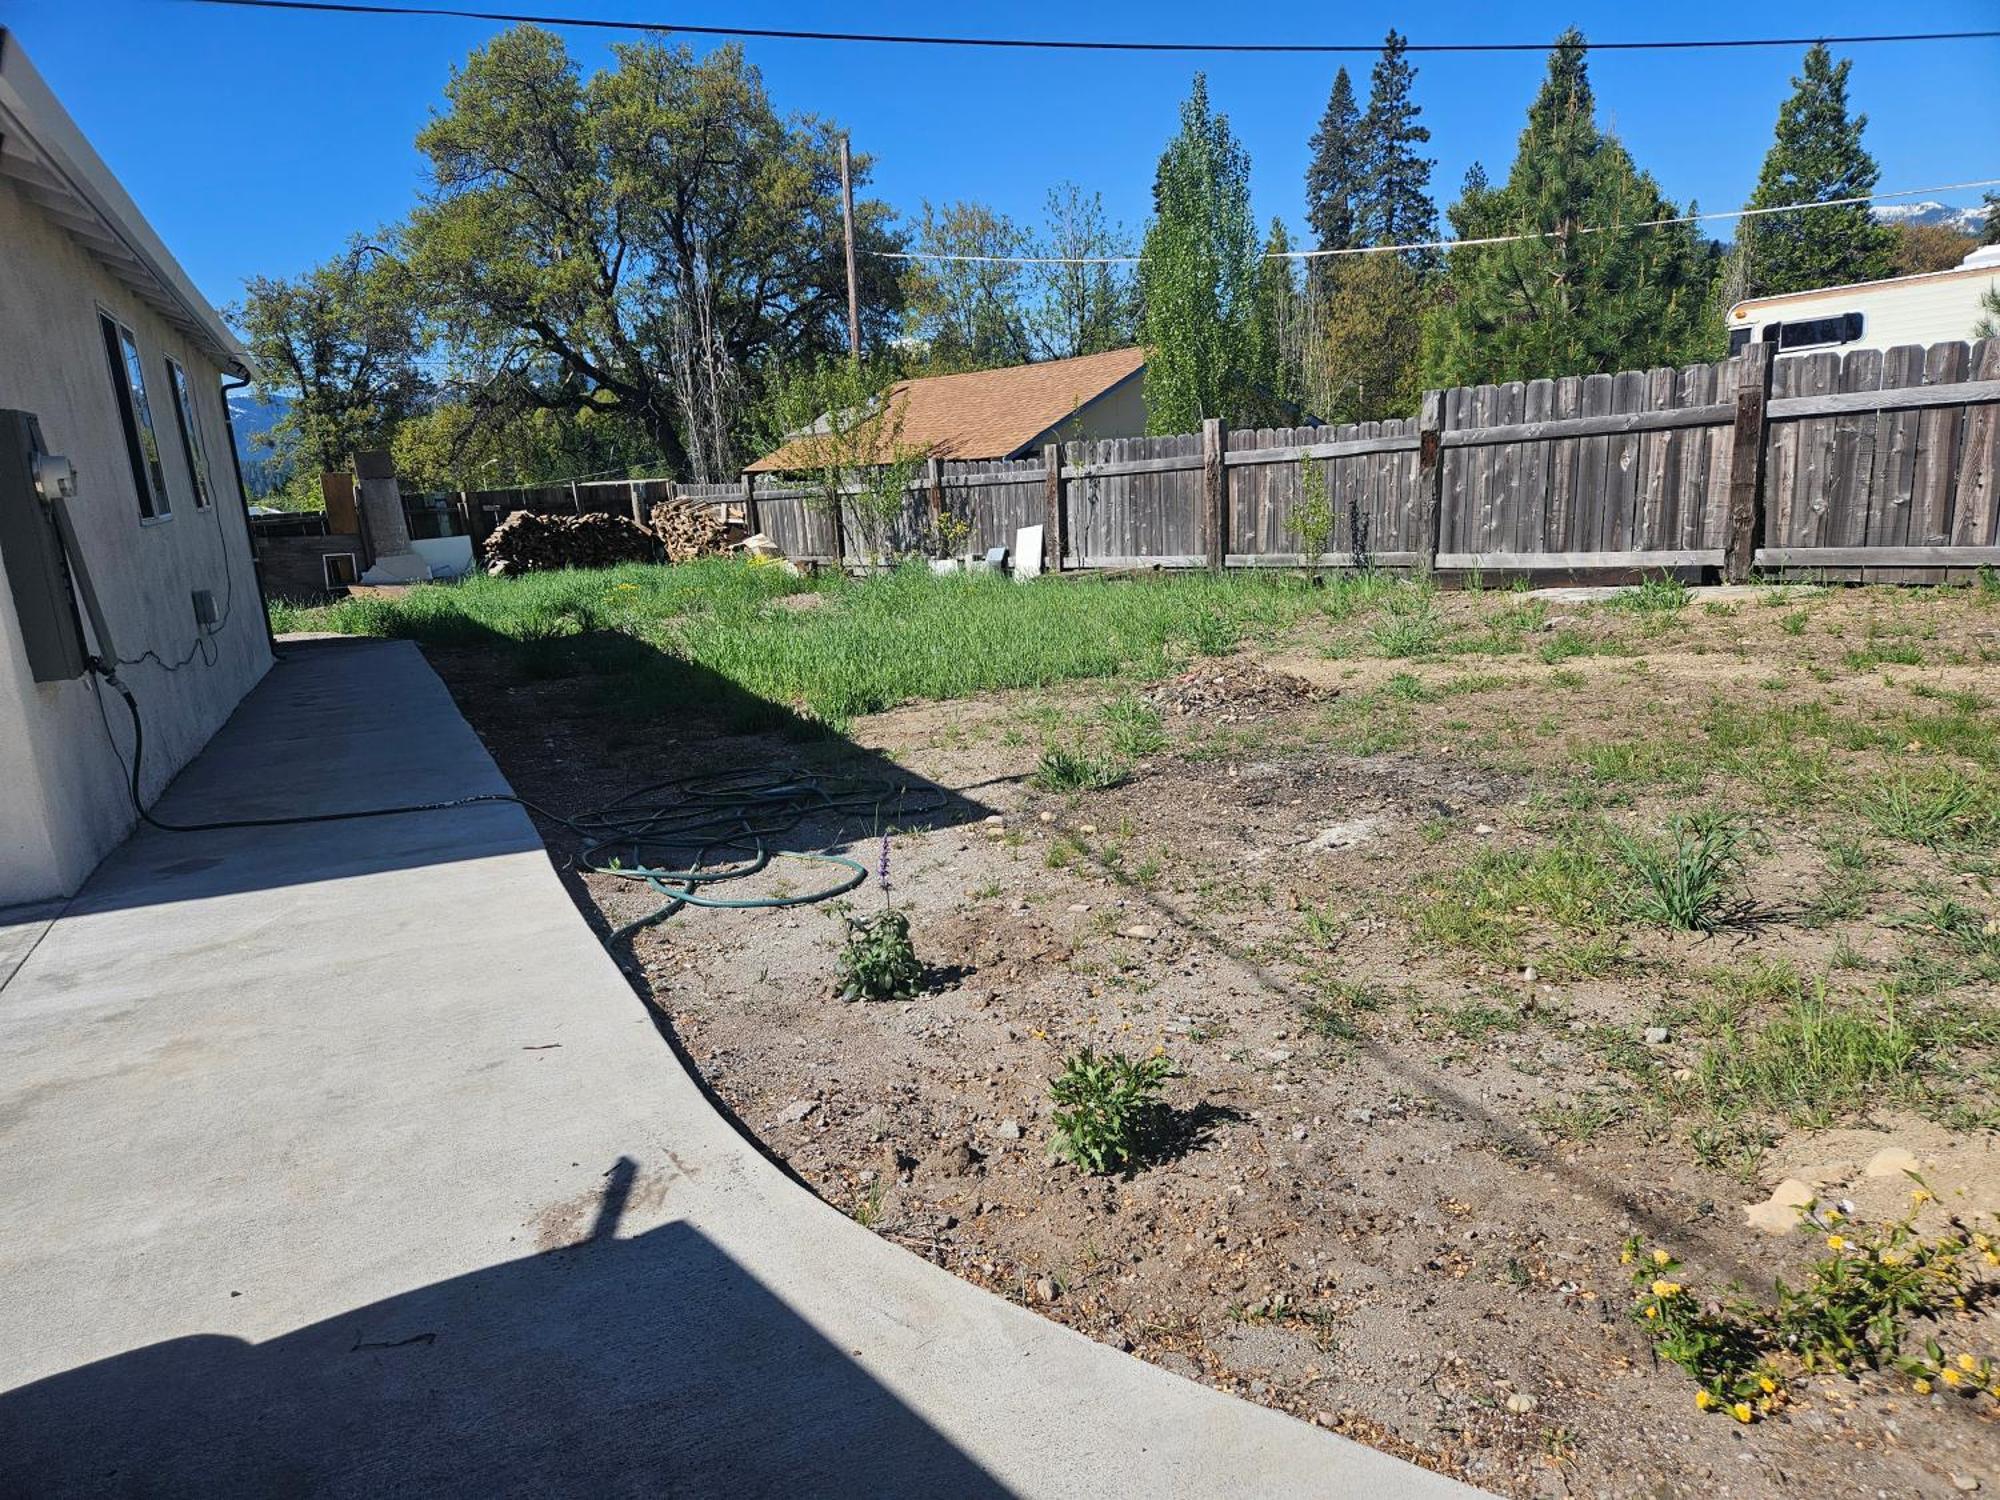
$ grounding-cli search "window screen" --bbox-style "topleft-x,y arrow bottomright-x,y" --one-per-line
99,314 -> 170,519
164,357 -> 213,509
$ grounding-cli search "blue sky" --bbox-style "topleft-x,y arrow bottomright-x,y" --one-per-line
9,0 -> 1999,315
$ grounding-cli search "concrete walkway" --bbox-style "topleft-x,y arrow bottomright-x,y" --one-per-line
0,639 -> 1476,1498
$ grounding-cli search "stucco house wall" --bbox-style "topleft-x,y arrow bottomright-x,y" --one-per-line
0,35 -> 269,905
1031,370 -> 1148,450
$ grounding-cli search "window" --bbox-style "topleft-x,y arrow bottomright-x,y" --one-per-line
99,313 -> 169,519
1764,313 -> 1864,352
1727,327 -> 1753,355
163,356 -> 213,508
322,552 -> 359,588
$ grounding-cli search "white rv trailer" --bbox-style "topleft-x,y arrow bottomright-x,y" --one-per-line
1726,245 -> 2000,358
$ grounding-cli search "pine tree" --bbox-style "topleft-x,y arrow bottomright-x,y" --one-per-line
1138,74 -> 1259,432
1354,29 -> 1436,256
1304,69 -> 1363,253
1422,30 -> 1714,387
1737,45 -> 1895,297
1979,190 -> 2000,249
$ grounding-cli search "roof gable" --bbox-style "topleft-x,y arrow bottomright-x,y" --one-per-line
749,347 -> 1144,473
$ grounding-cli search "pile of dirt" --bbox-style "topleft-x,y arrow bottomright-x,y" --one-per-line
484,511 -> 657,575
650,500 -> 747,563
1144,662 -> 1333,722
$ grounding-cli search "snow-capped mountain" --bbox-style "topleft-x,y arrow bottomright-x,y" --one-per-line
227,392 -> 291,496
1872,201 -> 1990,236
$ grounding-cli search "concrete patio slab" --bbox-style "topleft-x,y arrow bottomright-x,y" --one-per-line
0,638 -> 1477,1498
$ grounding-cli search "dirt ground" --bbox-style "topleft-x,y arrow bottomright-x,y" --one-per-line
422,579 -> 2000,1498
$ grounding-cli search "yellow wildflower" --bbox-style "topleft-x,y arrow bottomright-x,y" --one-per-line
1915,1378 -> 1934,1394
1644,1305 -> 1659,1319
1958,1353 -> 1979,1373
1826,1234 -> 1847,1251
1823,1207 -> 1843,1222
1942,1369 -> 1963,1387
1620,1248 -> 1634,1266
1759,1376 -> 1777,1394
1912,1187 -> 1933,1205
1694,1390 -> 1714,1410
1650,1279 -> 1683,1298
1653,1248 -> 1671,1266
1731,1402 -> 1753,1423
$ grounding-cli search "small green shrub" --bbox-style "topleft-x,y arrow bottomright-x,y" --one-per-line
836,909 -> 922,1001
1031,744 -> 1129,792
1614,811 -> 1756,931
1048,1047 -> 1178,1174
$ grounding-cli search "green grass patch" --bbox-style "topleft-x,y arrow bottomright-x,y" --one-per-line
272,560 -> 1335,727
1413,820 -> 1627,978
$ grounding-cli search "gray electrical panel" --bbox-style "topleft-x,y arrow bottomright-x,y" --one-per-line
0,409 -> 88,682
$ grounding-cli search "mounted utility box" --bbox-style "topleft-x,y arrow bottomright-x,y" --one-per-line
0,408 -> 87,682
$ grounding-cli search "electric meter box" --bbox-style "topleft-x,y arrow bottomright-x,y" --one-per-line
0,409 -> 89,682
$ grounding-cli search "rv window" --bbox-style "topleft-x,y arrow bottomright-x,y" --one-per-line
1775,313 -> 1863,351
1728,327 -> 1753,354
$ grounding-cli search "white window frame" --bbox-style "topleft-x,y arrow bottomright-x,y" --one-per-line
322,552 -> 359,588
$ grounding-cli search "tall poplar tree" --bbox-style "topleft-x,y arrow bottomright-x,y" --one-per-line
1138,75 -> 1259,432
1422,30 -> 1714,387
1248,218 -> 1304,418
1735,46 -> 1895,297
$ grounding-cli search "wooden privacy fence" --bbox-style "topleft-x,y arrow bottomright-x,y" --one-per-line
747,336 -> 2000,582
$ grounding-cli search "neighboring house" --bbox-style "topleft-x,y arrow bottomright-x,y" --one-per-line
0,29 -> 270,904
1726,245 -> 2000,357
748,346 -> 1150,473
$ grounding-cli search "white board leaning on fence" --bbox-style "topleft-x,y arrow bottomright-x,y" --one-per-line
1014,525 -> 1044,580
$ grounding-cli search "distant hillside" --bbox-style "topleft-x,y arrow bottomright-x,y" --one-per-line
228,392 -> 291,496
1873,201 -> 1989,237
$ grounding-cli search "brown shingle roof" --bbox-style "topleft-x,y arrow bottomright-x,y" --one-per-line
746,347 -> 1145,473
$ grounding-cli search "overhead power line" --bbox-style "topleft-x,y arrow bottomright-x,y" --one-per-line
181,0 -> 2000,56
874,178 -> 2000,266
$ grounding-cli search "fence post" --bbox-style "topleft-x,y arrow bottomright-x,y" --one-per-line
1202,417 -> 1227,573
1415,389 -> 1445,575
1042,444 -> 1066,572
925,456 -> 945,553
741,473 -> 761,538
830,486 -> 847,570
1724,341 -> 1774,584
629,480 -> 645,527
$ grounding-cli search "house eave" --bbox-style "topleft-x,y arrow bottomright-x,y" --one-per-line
0,28 -> 250,377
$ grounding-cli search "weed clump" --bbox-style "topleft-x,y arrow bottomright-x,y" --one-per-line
836,909 -> 922,1001
1613,811 -> 1757,932
1048,1047 -> 1178,1175
1625,1184 -> 1998,1421
1031,744 -> 1129,792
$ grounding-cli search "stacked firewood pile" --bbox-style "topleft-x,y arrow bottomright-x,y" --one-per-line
483,511 -> 657,575
649,500 -> 747,563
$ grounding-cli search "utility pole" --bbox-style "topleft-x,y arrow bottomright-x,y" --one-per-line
839,134 -> 860,357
